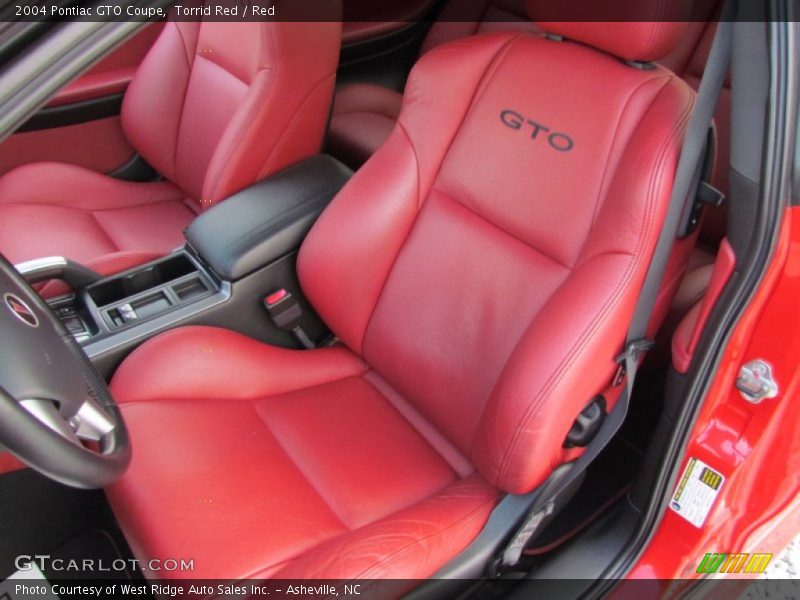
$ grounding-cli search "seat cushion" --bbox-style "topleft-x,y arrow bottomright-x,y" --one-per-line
327,84 -> 404,168
107,326 -> 499,580
0,162 -> 197,287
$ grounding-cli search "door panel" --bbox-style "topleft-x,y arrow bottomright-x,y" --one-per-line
0,23 -> 163,177
0,117 -> 133,178
342,0 -> 436,43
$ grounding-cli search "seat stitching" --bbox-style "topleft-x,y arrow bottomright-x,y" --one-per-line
585,75 -> 672,234
436,189 -> 575,271
352,492 -> 499,580
359,33 -> 525,352
362,371 -> 472,478
88,211 -> 120,252
169,23 -> 199,180
255,73 -> 337,181
493,81 -> 695,488
201,21 -> 275,202
495,91 -> 693,485
251,399 -> 353,531
234,484 -> 497,581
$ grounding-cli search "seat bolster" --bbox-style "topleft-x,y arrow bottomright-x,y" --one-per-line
0,161 -> 184,210
270,473 -> 499,581
110,325 -> 368,404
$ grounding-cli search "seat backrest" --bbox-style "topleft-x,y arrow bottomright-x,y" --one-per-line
299,7 -> 694,495
419,0 -> 535,54
121,5 -> 341,209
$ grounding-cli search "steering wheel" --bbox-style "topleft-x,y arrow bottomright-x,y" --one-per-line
0,254 -> 130,488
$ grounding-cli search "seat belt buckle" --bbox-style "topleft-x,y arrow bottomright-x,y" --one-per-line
613,339 -> 655,387
264,289 -> 315,349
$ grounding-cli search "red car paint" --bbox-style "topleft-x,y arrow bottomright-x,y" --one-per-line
631,206 -> 800,581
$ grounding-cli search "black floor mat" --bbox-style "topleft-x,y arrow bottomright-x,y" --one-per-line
523,435 -> 642,553
521,369 -> 666,555
0,469 -> 138,581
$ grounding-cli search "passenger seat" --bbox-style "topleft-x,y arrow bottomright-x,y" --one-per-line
0,12 -> 342,285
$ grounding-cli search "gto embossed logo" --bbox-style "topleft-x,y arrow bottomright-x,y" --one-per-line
4,293 -> 38,328
500,109 -> 574,152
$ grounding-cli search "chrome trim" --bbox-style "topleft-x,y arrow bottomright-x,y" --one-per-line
14,256 -> 68,276
736,359 -> 780,404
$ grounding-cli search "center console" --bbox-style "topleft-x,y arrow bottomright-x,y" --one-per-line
41,155 -> 352,377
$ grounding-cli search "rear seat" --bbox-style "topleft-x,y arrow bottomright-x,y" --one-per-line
328,0 -> 729,351
326,0 -> 535,168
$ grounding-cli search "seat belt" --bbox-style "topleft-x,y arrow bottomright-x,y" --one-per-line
494,7 -> 736,573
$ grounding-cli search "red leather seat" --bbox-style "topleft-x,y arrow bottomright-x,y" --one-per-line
107,7 -> 694,581
327,0 -> 536,168
0,16 -> 341,283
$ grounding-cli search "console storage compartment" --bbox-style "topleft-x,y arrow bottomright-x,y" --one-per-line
85,252 -> 215,330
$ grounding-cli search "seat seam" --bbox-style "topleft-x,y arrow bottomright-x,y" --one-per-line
352,491 -> 499,580
240,481 -> 498,582
492,82 -> 695,488
436,189 -> 575,271
586,75 -> 672,234
194,52 -> 251,86
255,73 -> 337,182
168,23 -> 198,181
362,371 -> 472,478
358,33 -> 525,353
201,19 -> 276,203
87,211 -> 120,252
251,399 -> 354,532
113,369 -> 366,408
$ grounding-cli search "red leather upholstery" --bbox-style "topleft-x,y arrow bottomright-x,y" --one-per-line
108,24 -> 693,581
329,0 -> 690,169
0,162 -> 194,267
327,0 -> 535,167
526,0 -> 690,62
327,84 -> 404,169
0,15 -> 341,281
0,117 -> 135,179
108,327 -> 498,579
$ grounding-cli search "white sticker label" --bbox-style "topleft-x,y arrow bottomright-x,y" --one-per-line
669,457 -> 725,528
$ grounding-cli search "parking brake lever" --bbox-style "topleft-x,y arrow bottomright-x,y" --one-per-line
14,256 -> 102,290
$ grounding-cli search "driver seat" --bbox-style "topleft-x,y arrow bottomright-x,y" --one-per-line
107,5 -> 693,581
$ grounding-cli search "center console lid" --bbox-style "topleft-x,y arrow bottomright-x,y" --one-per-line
185,154 -> 352,281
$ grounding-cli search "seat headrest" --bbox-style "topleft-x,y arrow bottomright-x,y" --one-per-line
525,0 -> 691,63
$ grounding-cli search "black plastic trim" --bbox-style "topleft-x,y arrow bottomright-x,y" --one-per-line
16,93 -> 123,132
185,155 -> 352,281
108,153 -> 159,182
